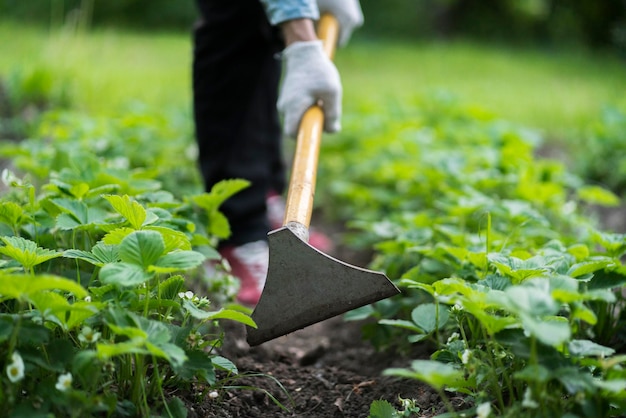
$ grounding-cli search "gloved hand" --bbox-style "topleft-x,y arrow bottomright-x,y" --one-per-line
278,40 -> 342,139
316,0 -> 364,46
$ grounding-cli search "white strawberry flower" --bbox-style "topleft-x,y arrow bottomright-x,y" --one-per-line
6,352 -> 25,383
55,372 -> 73,392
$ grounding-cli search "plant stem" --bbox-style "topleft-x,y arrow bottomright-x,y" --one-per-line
437,387 -> 456,414
483,329 -> 506,411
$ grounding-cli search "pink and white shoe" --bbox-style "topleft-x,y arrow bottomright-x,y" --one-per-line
219,240 -> 269,306
266,192 -> 334,253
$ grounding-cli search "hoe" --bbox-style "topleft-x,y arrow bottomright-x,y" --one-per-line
246,13 -> 400,346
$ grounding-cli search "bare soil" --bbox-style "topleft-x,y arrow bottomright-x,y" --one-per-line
181,317 -> 464,418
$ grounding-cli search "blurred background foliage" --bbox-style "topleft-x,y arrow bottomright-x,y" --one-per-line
1,0 -> 625,52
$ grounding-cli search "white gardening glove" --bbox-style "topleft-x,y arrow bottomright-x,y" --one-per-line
278,40 -> 342,139
316,0 -> 364,46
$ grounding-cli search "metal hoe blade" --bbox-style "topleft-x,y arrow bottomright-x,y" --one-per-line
246,227 -> 400,346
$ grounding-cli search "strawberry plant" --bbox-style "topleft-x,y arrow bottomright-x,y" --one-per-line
0,106 -> 255,416
317,95 -> 626,416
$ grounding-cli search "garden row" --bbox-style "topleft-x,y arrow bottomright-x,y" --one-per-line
1,70 -> 626,416
315,95 -> 626,417
0,107 -> 257,416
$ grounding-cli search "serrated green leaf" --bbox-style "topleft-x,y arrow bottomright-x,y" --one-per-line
571,303 -> 597,325
0,201 -> 24,227
100,262 -> 153,287
182,301 -> 256,328
208,210 -> 230,239
158,275 -> 185,300
520,314 -> 571,346
0,273 -> 88,301
0,236 -> 62,270
64,249 -> 104,266
384,359 -> 467,390
107,323 -> 148,340
97,338 -> 150,359
192,179 -> 250,211
165,397 -> 188,418
212,355 -> 238,374
102,227 -> 135,245
569,339 -> 615,357
411,303 -> 450,333
52,198 -> 89,225
369,399 -> 399,418
119,230 -> 164,268
104,194 -> 147,230
146,225 -> 192,252
567,258 -> 615,278
151,250 -> 205,273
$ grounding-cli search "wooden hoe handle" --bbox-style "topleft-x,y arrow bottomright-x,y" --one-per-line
283,14 -> 339,239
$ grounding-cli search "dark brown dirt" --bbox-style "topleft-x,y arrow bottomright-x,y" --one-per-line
180,317 -> 466,418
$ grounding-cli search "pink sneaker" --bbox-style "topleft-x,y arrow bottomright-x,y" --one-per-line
266,193 -> 334,253
219,240 -> 269,306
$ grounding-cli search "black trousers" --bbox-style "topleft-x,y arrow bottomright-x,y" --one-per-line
193,0 -> 286,247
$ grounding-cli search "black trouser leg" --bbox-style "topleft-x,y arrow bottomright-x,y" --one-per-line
193,0 -> 285,247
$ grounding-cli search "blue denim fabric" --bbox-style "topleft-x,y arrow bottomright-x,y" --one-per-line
260,0 -> 319,25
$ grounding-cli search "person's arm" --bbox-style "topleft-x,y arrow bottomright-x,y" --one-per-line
281,18 -> 317,45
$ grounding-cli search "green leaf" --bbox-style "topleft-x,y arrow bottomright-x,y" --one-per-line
212,355 -> 238,374
587,269 -> 626,291
555,367 -> 597,394
176,350 -> 216,384
369,400 -> 399,418
208,210 -> 231,239
411,303 -> 450,333
384,360 -> 467,391
104,194 -> 151,230
119,230 -> 165,268
92,243 -> 121,264
52,198 -> 89,225
0,201 -> 24,227
501,281 -> 558,316
191,179 -> 250,212
0,236 -> 62,270
571,303 -> 598,325
569,339 -> 615,357
107,323 -> 148,340
165,397 -> 188,418
379,319 -> 423,333
151,250 -> 205,273
158,276 -> 185,300
64,249 -> 105,266
64,243 -> 119,267
182,301 -> 257,328
146,225 -> 192,252
489,254 -> 549,283
592,231 -> 626,258
0,273 -> 88,301
577,185 -> 620,206
100,262 -> 153,287
567,258 -> 615,278
146,340 -> 187,368
102,227 -> 135,245
97,338 -> 150,358
520,314 -> 571,346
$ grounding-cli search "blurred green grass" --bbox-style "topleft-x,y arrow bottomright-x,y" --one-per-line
1,20 -> 624,138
